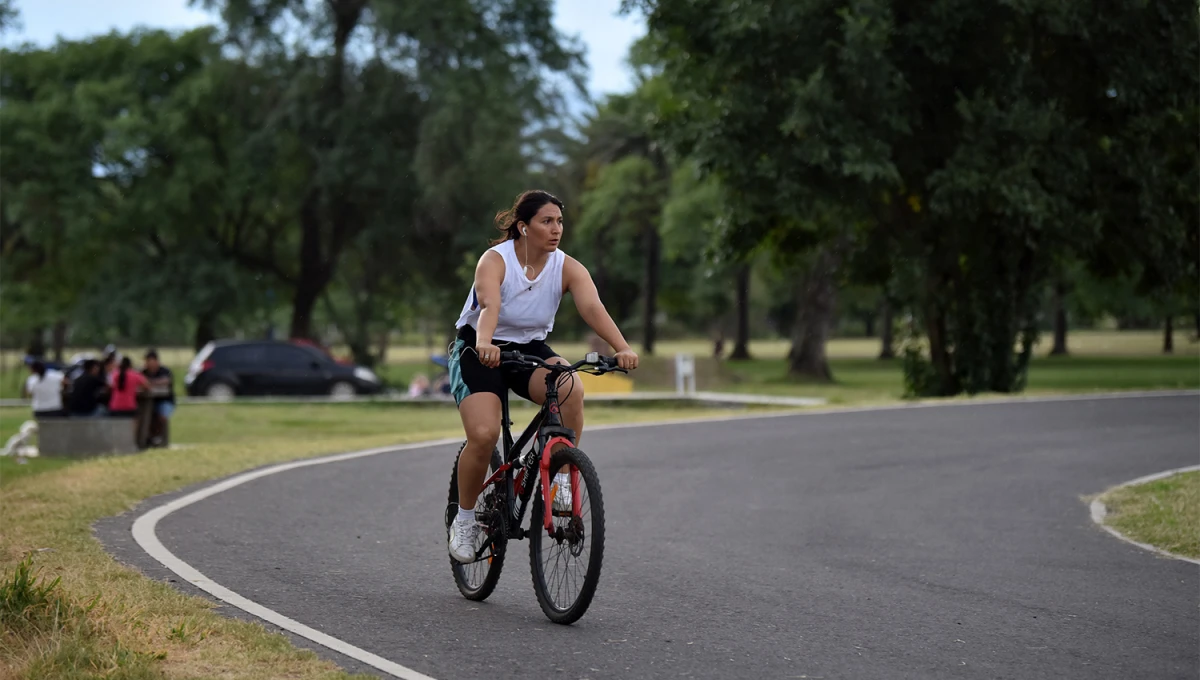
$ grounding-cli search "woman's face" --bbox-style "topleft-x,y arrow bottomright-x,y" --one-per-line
521,202 -> 563,252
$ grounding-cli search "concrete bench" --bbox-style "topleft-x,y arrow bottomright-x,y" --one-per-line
36,417 -> 139,458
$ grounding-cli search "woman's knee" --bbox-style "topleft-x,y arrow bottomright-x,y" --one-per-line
465,420 -> 500,449
458,392 -> 502,449
560,374 -> 585,409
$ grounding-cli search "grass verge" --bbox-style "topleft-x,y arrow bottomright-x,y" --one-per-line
1097,469 -> 1200,560
3,330 -> 1194,400
0,401 -> 779,679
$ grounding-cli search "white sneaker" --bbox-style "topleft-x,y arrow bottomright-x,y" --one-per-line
551,473 -> 572,514
448,516 -> 480,563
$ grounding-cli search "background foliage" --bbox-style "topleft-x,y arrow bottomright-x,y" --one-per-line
2,0 -> 1195,396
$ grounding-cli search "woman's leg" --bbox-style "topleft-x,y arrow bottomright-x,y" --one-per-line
526,357 -> 586,451
526,359 -> 585,510
449,391 -> 502,562
446,325 -> 508,562
455,392 -> 503,512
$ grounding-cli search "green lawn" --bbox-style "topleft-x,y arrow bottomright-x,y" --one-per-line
1099,470 -> 1200,559
0,455 -> 75,487
710,354 -> 1199,403
0,399 -> 747,486
2,330 -> 1194,403
363,330 -> 1200,404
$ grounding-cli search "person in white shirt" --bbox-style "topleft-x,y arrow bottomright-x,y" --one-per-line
23,360 -> 67,418
445,189 -> 638,563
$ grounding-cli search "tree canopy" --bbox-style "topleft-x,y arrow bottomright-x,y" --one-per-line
2,0 -> 1193,395
624,0 -> 1199,394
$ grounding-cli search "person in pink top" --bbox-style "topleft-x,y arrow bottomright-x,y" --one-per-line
108,356 -> 148,417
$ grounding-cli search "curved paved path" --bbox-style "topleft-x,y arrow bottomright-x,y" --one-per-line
101,394 -> 1199,679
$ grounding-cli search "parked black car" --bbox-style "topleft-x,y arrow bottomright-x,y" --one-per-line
184,339 -> 384,399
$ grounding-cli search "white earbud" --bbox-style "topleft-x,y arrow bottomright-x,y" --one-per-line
522,227 -> 527,235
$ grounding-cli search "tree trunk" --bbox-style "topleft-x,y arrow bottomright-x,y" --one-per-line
290,190 -> 326,340
350,304 -> 374,368
641,223 -> 660,355
376,326 -> 390,366
787,248 -> 839,382
730,265 -> 752,360
25,327 -> 46,357
1050,280 -> 1069,356
289,277 -> 323,341
285,4 -> 362,345
878,299 -> 895,359
51,320 -> 67,363
1163,316 -> 1174,354
925,291 -> 958,396
194,312 -> 217,352
863,313 -> 876,338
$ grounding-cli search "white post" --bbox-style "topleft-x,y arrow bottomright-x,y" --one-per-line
675,353 -> 696,395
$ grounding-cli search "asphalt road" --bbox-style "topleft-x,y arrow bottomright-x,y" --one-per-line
101,394 -> 1200,679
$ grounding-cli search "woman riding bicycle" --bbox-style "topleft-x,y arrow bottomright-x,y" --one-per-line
447,189 -> 638,563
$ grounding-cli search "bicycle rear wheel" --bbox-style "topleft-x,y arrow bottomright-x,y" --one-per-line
529,447 -> 605,624
446,441 -> 506,601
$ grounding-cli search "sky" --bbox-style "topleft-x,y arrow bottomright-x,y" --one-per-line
3,0 -> 646,99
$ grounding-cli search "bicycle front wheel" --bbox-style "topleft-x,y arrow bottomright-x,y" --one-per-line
529,447 -> 605,625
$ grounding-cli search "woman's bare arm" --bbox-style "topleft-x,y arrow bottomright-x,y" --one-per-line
564,256 -> 639,369
473,251 -> 506,367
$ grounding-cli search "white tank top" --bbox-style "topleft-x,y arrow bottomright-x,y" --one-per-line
455,239 -> 566,344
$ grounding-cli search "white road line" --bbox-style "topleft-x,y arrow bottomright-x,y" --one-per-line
1089,464 -> 1200,567
129,389 -> 1199,679
132,440 -> 460,680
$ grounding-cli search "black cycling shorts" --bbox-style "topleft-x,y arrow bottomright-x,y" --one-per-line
447,324 -> 560,406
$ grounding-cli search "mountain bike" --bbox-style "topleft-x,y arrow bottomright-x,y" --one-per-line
444,350 -> 624,624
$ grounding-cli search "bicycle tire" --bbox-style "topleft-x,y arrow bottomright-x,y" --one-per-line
446,441 -> 506,601
528,447 -> 605,624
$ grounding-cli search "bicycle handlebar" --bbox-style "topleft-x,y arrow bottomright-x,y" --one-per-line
499,350 -> 627,375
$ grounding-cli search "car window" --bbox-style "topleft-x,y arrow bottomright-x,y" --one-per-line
269,345 -> 323,368
213,345 -> 264,365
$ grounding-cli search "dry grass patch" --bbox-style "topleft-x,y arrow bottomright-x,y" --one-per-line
1098,469 -> 1200,559
0,402 -> 769,678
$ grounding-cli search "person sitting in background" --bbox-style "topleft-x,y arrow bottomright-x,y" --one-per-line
67,359 -> 108,417
102,349 -> 119,386
141,350 -> 175,446
407,373 -> 431,398
23,360 -> 66,419
108,356 -> 148,419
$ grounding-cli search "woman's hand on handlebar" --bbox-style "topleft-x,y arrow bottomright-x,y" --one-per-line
477,340 -> 501,368
614,346 -> 639,371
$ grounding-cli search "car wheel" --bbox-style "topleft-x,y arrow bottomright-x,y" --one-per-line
330,381 -> 356,400
206,382 -> 235,401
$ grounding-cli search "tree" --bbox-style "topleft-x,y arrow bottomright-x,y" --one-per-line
628,0 -> 1199,395
85,29 -> 281,350
576,89 -> 673,354
194,0 -> 586,339
659,161 -> 741,355
0,31 -> 150,358
576,153 -> 662,349
0,0 -> 18,35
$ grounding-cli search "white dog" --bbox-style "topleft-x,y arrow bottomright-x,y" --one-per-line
2,420 -> 40,463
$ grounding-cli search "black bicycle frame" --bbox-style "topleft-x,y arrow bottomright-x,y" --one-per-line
491,368 -> 577,539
